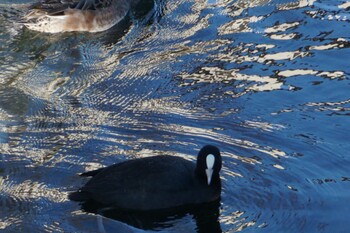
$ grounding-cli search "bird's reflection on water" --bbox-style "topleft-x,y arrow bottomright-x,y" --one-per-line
81,199 -> 222,232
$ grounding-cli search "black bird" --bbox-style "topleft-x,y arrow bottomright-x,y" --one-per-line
69,145 -> 222,211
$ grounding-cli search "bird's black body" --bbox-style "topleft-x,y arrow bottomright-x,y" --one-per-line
69,145 -> 222,211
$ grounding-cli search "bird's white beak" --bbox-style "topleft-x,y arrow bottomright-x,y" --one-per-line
206,168 -> 213,185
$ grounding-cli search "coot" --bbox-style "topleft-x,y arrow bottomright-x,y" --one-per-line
69,145 -> 222,210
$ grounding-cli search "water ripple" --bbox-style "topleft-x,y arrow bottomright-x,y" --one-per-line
1,0 -> 350,232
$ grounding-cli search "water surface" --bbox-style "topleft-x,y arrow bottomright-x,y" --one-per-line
1,0 -> 350,232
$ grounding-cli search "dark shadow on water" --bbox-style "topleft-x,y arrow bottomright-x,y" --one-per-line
133,0 -> 157,19
80,199 -> 222,233
97,0 -> 157,45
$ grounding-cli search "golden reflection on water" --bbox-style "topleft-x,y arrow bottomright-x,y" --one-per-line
1,178 -> 64,202
180,66 -> 283,92
277,0 -> 316,10
304,99 -> 350,116
264,22 -> 300,34
220,210 -> 257,232
152,123 -> 286,158
278,69 -> 345,80
310,38 -> 349,51
339,2 -> 350,9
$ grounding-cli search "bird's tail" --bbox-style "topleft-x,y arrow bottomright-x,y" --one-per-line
68,191 -> 91,202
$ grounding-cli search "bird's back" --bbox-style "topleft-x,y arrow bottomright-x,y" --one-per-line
73,156 -> 216,210
22,0 -> 134,33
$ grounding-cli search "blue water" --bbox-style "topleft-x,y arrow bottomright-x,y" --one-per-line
1,0 -> 350,232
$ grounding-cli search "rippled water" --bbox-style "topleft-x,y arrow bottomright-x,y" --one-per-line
1,0 -> 350,232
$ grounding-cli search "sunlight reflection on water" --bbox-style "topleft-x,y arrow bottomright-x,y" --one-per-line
1,0 -> 350,232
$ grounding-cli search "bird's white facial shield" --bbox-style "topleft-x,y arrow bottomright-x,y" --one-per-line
205,154 -> 215,185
